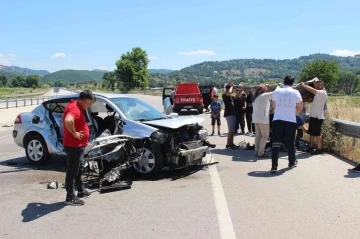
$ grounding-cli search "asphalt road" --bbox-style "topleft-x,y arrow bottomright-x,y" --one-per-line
0,89 -> 360,239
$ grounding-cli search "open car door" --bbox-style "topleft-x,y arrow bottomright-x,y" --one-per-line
162,87 -> 175,105
199,85 -> 212,109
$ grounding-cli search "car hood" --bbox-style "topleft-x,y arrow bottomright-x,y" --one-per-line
142,116 -> 205,129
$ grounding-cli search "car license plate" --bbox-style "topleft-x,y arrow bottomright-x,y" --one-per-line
184,105 -> 193,109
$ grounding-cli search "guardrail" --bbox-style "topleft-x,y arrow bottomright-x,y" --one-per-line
0,96 -> 56,109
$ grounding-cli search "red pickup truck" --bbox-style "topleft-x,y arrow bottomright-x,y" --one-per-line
163,83 -> 204,114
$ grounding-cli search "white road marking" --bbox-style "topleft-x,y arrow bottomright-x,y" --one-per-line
207,153 -> 237,239
0,134 -> 11,139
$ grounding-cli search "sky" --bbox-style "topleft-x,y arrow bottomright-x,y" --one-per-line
0,0 -> 360,73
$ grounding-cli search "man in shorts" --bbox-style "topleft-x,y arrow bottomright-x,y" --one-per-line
222,83 -> 237,149
301,80 -> 328,155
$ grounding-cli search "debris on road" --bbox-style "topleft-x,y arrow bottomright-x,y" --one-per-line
47,180 -> 59,189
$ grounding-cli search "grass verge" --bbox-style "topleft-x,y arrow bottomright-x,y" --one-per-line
0,88 -> 50,98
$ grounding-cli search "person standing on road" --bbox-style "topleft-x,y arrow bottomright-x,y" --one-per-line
210,84 -> 218,101
245,88 -> 256,136
270,75 -> 303,173
252,84 -> 275,158
301,80 -> 328,155
210,94 -> 221,136
63,90 -> 95,205
222,83 -> 237,149
234,88 -> 247,135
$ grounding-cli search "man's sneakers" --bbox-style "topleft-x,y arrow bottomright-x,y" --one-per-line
226,144 -> 238,150
351,165 -> 360,173
288,159 -> 298,168
312,149 -> 323,155
270,167 -> 277,174
65,196 -> 85,206
78,190 -> 92,198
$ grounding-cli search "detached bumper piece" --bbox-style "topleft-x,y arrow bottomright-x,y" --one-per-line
179,140 -> 209,166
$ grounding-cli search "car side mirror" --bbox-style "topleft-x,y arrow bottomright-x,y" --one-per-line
167,113 -> 178,118
32,115 -> 40,124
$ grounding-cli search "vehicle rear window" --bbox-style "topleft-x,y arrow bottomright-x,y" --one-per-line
176,84 -> 200,94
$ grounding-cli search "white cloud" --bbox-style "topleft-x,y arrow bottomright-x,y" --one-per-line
331,49 -> 360,57
0,53 -> 15,65
7,53 -> 17,57
249,36 -> 256,40
51,52 -> 66,59
178,50 -> 215,56
149,56 -> 157,60
96,66 -> 110,71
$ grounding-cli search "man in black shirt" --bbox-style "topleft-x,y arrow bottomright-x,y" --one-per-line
245,89 -> 256,135
222,83 -> 237,149
234,89 -> 246,134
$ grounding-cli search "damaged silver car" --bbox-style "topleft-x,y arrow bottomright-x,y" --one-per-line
12,92 -> 215,177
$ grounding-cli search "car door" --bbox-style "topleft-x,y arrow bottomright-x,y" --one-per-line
199,85 -> 212,108
162,87 -> 175,105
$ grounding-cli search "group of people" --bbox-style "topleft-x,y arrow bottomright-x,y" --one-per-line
211,75 -> 331,173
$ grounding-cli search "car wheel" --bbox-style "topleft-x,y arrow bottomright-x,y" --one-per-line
25,135 -> 50,165
133,142 -> 163,177
198,108 -> 204,114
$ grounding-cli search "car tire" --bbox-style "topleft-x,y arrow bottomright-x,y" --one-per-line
133,142 -> 163,177
24,134 -> 50,165
198,108 -> 204,114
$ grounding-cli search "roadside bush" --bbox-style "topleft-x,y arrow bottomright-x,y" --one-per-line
320,114 -> 341,153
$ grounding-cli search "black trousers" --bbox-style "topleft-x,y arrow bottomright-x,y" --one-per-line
271,120 -> 297,168
245,112 -> 256,133
64,146 -> 85,199
269,114 -> 274,147
235,113 -> 245,133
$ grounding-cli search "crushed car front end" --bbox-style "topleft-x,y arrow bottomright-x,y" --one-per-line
148,122 -> 214,169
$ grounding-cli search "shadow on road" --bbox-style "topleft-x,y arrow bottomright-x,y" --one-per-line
344,169 -> 360,178
176,109 -> 200,116
247,167 -> 293,177
0,156 -> 67,173
21,202 -> 65,222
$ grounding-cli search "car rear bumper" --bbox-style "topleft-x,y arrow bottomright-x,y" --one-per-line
174,104 -> 202,110
13,126 -> 25,148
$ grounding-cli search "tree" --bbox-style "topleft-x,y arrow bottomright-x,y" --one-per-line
336,71 -> 360,95
299,60 -> 339,90
11,75 -> 26,87
102,71 -> 117,91
0,75 -> 7,87
25,74 -> 40,88
115,47 -> 150,91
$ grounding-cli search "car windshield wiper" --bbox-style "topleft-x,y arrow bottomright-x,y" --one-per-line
136,117 -> 167,122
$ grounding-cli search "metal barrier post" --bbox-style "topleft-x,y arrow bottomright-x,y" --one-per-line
24,98 -> 26,106
353,138 -> 358,147
6,99 -> 8,109
15,99 -> 18,108
31,98 -> 33,106
37,97 -> 39,105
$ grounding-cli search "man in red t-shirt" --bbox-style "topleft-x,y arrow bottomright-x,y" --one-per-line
63,90 -> 95,206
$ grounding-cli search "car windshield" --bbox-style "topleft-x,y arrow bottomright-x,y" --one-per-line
110,97 -> 167,121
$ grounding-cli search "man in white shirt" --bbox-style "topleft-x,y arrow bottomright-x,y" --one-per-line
211,84 -> 218,100
300,80 -> 328,155
270,75 -> 303,173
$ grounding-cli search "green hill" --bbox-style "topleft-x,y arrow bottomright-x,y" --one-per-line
168,54 -> 360,83
0,65 -> 49,76
42,70 -> 106,83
